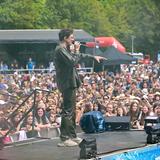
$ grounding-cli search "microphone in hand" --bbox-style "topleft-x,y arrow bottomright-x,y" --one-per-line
73,41 -> 81,52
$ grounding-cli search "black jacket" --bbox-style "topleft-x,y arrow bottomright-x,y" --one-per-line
54,45 -> 94,92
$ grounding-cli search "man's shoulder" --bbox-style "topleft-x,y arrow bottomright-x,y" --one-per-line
55,45 -> 66,55
54,45 -> 59,52
55,45 -> 63,52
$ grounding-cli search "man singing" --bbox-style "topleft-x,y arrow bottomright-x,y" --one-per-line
54,29 -> 105,147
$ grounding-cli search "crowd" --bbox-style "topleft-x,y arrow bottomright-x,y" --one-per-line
0,58 -> 54,73
0,62 -> 160,143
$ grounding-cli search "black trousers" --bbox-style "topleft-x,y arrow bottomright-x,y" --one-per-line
60,88 -> 77,141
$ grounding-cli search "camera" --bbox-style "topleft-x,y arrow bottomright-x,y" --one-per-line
144,116 -> 160,144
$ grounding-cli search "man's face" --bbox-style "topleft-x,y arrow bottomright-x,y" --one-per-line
65,34 -> 75,45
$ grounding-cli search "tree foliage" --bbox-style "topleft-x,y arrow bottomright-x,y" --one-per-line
0,0 -> 45,28
124,0 -> 160,54
40,0 -> 107,35
0,0 -> 160,56
99,0 -> 160,55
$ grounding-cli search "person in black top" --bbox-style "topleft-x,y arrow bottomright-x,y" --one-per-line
54,29 -> 105,147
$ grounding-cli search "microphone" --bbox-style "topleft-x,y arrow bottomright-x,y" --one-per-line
80,43 -> 88,47
72,41 -> 88,47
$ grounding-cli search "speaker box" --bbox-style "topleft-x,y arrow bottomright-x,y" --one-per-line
105,116 -> 130,131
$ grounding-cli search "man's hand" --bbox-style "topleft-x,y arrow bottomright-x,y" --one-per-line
94,56 -> 107,63
74,41 -> 81,52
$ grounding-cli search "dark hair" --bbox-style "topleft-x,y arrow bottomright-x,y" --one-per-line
10,112 -> 20,130
59,29 -> 73,41
153,102 -> 160,111
35,107 -> 48,124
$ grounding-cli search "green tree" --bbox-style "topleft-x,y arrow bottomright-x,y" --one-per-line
98,0 -> 134,52
0,0 -> 160,58
125,0 -> 160,56
100,0 -> 160,56
0,0 -> 46,29
40,0 -> 107,35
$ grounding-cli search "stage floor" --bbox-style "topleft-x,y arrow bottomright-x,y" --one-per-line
0,130 -> 147,160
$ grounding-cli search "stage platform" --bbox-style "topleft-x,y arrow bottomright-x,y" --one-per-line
0,130 -> 148,160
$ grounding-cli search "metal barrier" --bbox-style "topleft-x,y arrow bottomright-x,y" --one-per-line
0,88 -> 59,149
0,67 -> 93,75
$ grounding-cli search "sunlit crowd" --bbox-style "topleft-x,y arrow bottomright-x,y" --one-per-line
0,62 -> 160,143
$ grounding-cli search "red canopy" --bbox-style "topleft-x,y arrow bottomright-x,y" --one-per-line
86,37 -> 126,53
